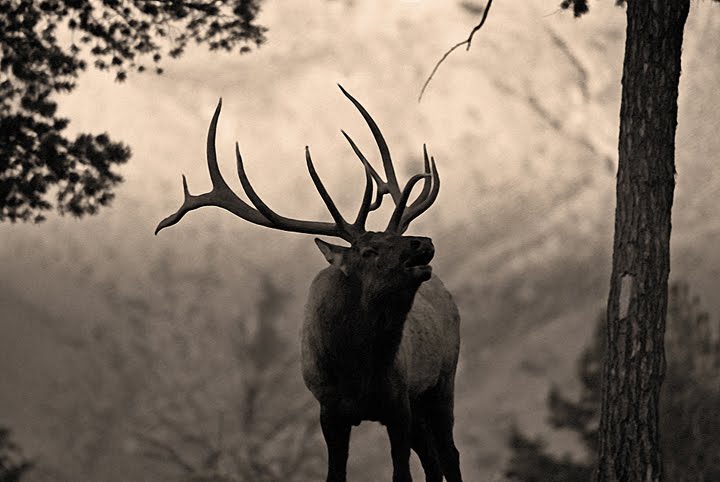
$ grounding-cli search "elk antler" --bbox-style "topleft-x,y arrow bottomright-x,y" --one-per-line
338,86 -> 440,234
396,144 -> 440,233
156,88 -> 438,240
155,99 -> 372,242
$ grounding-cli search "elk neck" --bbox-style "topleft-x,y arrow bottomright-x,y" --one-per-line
317,269 -> 422,374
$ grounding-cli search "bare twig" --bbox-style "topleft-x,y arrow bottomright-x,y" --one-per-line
262,398 -> 317,442
277,417 -> 321,481
543,8 -> 562,17
544,25 -> 590,102
418,0 -> 493,102
134,431 -> 197,474
149,408 -> 215,450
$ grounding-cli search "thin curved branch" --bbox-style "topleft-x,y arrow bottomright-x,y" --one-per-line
418,0 -> 494,102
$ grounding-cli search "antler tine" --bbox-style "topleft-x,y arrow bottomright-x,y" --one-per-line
234,142 -> 282,223
304,146 -> 353,231
206,99 -> 231,191
352,148 -> 375,230
341,130 -> 387,211
338,88 -> 441,234
401,144 -> 432,215
235,144 -> 359,242
386,173 -> 431,233
398,145 -> 440,233
338,84 -> 402,204
156,99 -> 358,242
155,99 -> 274,235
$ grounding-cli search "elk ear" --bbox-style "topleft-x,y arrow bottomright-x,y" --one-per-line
314,238 -> 351,275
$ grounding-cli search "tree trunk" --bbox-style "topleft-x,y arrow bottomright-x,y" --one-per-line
597,1 -> 690,481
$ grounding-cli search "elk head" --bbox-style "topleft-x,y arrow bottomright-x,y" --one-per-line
315,232 -> 435,305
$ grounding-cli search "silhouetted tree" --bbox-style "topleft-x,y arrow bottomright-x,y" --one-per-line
505,282 -> 720,481
0,427 -> 32,482
0,0 -> 266,222
597,1 -> 687,478
561,1 -> 718,479
440,1 -> 717,477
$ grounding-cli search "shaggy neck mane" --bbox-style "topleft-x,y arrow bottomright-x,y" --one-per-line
319,271 -> 421,383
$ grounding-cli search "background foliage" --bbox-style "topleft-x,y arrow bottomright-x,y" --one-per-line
505,281 -> 720,481
0,428 -> 32,482
49,250 -> 322,481
0,0 -> 265,222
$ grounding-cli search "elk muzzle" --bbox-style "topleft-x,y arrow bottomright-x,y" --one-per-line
402,237 -> 434,282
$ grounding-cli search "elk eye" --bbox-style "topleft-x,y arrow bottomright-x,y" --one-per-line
361,247 -> 378,258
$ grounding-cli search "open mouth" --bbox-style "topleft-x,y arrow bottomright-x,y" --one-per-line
403,250 -> 434,279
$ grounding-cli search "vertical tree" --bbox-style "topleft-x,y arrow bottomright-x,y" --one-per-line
504,282 -> 720,481
427,1 -> 716,478
598,2 -> 689,480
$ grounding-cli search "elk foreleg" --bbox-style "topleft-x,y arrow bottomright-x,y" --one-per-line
386,396 -> 413,482
320,405 -> 351,482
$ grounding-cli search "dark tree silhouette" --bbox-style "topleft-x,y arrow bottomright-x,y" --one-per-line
0,0 -> 266,222
424,1 -> 717,476
593,2 -> 685,480
560,2 -> 717,479
505,282 -> 720,481
0,427 -> 32,481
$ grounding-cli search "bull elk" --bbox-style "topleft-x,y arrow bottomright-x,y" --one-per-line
155,86 -> 462,482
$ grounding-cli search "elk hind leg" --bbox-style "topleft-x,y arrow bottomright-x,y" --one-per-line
411,413 -> 443,482
427,384 -> 462,482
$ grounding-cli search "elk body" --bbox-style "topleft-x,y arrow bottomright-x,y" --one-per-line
156,86 -> 462,482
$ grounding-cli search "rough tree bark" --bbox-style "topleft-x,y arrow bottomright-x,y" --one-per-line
598,1 -> 690,481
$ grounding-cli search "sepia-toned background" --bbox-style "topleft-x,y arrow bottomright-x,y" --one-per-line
1,1 -> 719,480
